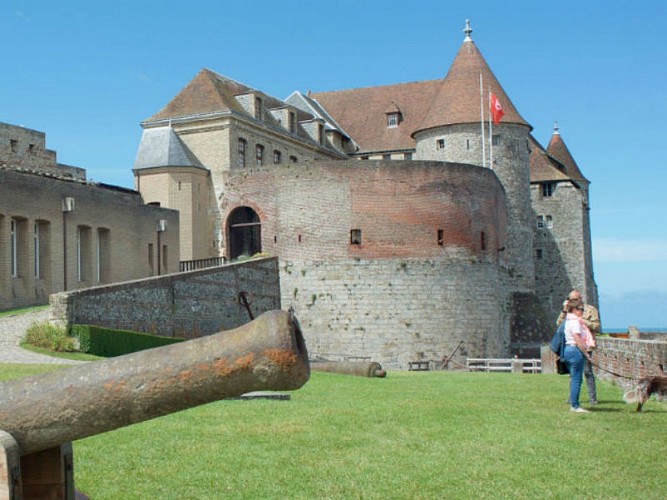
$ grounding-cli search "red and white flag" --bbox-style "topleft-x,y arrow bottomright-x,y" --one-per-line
490,92 -> 504,125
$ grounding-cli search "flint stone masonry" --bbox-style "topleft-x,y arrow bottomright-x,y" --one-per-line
281,258 -> 512,371
50,257 -> 280,338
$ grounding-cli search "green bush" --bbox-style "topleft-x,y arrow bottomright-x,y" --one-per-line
71,325 -> 184,357
24,321 -> 77,352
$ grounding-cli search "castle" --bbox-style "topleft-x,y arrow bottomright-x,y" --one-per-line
132,20 -> 597,368
0,21 -> 597,369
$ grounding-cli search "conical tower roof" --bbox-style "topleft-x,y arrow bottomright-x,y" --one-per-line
413,20 -> 530,136
546,124 -> 588,182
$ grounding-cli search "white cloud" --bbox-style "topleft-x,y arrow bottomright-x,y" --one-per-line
593,237 -> 667,263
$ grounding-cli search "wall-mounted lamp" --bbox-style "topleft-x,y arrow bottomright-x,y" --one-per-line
157,220 -> 167,275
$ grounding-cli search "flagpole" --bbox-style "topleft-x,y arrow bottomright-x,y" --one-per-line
480,73 -> 486,168
488,88 -> 493,170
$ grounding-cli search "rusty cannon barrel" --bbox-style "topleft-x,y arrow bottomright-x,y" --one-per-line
0,309 -> 309,456
311,361 -> 386,378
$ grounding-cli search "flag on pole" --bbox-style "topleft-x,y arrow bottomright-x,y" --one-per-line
489,92 -> 504,125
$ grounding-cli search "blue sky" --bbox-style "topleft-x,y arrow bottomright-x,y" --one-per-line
2,1 -> 666,329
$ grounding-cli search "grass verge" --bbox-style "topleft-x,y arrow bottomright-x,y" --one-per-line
1,367 -> 665,498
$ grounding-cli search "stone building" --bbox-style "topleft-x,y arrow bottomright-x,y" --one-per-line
0,122 -> 179,311
133,21 -> 597,368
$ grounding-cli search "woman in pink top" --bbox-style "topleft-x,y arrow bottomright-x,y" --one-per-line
562,299 -> 593,413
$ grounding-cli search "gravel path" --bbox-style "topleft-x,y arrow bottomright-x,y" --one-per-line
0,309 -> 85,365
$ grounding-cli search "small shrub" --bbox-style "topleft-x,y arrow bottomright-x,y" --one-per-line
24,321 -> 77,352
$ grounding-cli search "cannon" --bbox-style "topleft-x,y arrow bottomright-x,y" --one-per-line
311,361 -> 386,378
0,309 -> 309,499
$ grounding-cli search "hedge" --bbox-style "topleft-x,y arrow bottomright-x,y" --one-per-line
71,325 -> 185,357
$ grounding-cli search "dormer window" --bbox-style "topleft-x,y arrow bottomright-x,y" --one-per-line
385,103 -> 402,128
436,139 -> 445,150
387,113 -> 399,128
289,112 -> 296,133
254,96 -> 262,119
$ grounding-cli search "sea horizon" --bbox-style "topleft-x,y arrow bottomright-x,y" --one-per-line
604,327 -> 667,334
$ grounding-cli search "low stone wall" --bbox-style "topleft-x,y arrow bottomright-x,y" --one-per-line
594,337 -> 667,389
541,337 -> 667,390
50,257 -> 280,338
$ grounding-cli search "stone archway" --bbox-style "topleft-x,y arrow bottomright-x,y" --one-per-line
227,207 -> 261,260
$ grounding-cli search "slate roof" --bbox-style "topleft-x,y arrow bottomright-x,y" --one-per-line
133,126 -> 204,170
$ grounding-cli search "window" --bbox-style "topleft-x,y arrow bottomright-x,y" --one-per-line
541,182 -> 555,197
536,248 -> 543,260
77,226 -> 92,282
382,154 -> 391,160
289,155 -> 298,163
387,113 -> 399,127
436,139 -> 445,150
34,222 -> 41,278
289,112 -> 296,133
404,152 -> 412,160
536,215 -> 544,228
237,138 -> 247,168
466,139 -> 470,150
318,123 -> 324,144
545,215 -> 553,228
480,231 -> 486,251
97,228 -> 110,283
10,139 -> 18,153
255,144 -> 264,166
437,229 -> 444,246
350,229 -> 362,245
492,135 -> 500,146
148,243 -> 154,275
273,150 -> 282,164
10,219 -> 18,277
254,96 -> 262,119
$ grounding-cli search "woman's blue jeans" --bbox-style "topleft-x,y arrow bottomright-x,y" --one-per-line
563,345 -> 585,409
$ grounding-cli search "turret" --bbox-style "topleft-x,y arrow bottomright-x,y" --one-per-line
412,20 -> 534,291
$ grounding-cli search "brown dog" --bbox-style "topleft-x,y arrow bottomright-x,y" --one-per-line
623,375 -> 667,412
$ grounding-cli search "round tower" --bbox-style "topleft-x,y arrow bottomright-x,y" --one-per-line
412,20 -> 534,292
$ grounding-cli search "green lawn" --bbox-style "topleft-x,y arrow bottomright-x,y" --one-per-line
1,365 -> 665,499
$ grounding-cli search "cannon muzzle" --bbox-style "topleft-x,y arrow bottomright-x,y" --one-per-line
0,309 -> 309,456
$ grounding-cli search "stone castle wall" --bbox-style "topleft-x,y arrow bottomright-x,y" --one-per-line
0,122 -> 85,180
50,257 -> 280,338
219,160 -> 513,369
532,180 -> 597,323
414,123 -> 534,292
280,258 -> 511,370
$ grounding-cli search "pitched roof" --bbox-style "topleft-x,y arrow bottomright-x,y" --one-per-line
529,135 -> 571,183
546,127 -> 588,183
413,35 -> 530,135
311,80 -> 442,153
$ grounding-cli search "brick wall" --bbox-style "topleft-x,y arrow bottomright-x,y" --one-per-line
541,337 -> 667,391
50,257 -> 280,338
